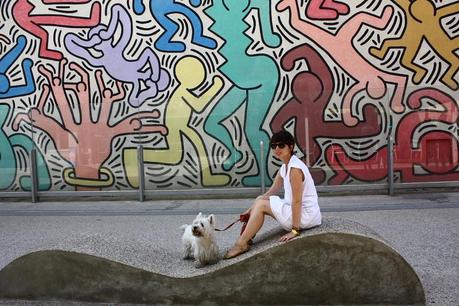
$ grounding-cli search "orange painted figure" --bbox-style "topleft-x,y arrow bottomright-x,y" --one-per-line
370,0 -> 459,90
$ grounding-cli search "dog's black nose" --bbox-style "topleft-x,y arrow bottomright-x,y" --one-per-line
192,225 -> 201,237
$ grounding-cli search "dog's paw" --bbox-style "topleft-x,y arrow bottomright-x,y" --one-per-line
194,261 -> 204,268
183,248 -> 194,260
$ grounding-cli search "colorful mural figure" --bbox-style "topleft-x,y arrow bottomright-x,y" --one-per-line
0,35 -> 35,99
306,0 -> 349,20
370,0 -> 459,90
0,0 -> 458,192
325,88 -> 459,184
65,4 -> 170,107
123,55 -> 230,187
132,0 -> 217,52
271,43 -> 382,184
1,104 -> 51,190
12,0 -> 101,61
13,59 -> 166,190
277,0 -> 408,126
204,0 -> 281,186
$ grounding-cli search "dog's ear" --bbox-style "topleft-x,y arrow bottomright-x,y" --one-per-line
208,214 -> 215,225
197,212 -> 203,218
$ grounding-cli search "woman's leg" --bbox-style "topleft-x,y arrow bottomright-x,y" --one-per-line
239,199 -> 274,245
226,198 -> 274,258
241,195 -> 270,215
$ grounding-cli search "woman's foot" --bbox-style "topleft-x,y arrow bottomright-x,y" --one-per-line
224,243 -> 250,259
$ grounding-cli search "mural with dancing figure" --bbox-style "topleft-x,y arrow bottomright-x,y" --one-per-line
0,0 -> 458,192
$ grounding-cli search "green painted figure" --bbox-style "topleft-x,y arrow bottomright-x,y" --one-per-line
204,0 -> 280,186
0,104 -> 51,190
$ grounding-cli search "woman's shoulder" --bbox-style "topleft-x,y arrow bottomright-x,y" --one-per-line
288,156 -> 311,174
289,155 -> 307,168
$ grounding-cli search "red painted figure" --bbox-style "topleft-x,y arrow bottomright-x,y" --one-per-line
12,0 -> 101,61
326,88 -> 459,184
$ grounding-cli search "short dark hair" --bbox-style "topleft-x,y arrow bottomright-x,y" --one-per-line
270,130 -> 295,146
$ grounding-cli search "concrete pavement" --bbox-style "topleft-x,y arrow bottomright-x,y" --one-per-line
0,191 -> 458,305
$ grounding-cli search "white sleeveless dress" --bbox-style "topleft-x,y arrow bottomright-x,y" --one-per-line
269,155 -> 322,231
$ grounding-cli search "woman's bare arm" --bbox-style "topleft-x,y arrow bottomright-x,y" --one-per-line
257,171 -> 283,200
290,167 -> 304,230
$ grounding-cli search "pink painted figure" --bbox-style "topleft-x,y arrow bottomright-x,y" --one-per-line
13,59 -> 167,190
325,88 -> 459,184
277,0 -> 407,127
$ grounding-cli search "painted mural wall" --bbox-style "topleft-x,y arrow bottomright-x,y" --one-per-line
0,0 -> 458,192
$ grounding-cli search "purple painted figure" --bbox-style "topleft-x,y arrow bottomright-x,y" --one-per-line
65,4 -> 170,107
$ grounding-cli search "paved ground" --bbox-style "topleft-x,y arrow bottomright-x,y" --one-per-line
0,191 -> 458,305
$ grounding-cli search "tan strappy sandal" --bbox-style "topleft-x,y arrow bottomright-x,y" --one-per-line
224,243 -> 250,259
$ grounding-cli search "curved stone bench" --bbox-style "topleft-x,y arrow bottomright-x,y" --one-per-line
0,217 -> 425,305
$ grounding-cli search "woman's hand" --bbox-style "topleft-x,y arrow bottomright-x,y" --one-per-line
279,231 -> 298,242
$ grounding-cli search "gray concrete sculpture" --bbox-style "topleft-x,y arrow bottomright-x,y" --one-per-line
0,218 -> 425,305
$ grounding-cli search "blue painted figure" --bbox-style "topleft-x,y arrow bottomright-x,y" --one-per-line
132,0 -> 217,52
0,35 -> 35,99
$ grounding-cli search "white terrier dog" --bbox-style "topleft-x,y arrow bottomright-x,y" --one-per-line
181,212 -> 219,267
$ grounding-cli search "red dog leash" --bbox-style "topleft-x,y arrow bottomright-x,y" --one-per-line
215,213 -> 250,234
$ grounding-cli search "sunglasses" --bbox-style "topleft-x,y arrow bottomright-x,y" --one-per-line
270,143 -> 286,149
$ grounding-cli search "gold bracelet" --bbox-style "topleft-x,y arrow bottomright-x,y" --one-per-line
291,228 -> 300,236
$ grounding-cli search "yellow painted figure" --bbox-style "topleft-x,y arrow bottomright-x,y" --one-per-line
123,56 -> 230,187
